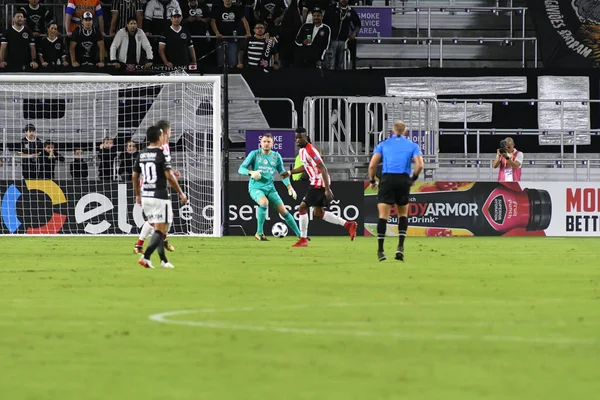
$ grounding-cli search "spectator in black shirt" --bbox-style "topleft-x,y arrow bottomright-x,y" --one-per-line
118,140 -> 139,180
98,137 -> 117,181
110,16 -> 153,69
40,141 -> 65,180
0,11 -> 39,71
238,21 -> 279,70
294,8 -> 330,68
253,0 -> 286,37
324,0 -> 359,70
70,11 -> 106,68
143,0 -> 182,37
39,22 -> 68,69
20,0 -> 54,40
19,124 -> 43,179
158,12 -> 197,67
181,0 -> 212,64
211,0 -> 251,67
70,148 -> 89,180
278,0 -> 302,67
301,0 -> 330,22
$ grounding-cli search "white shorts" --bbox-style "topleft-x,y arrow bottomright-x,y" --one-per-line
142,198 -> 173,224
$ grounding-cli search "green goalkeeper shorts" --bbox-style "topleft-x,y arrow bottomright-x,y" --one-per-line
249,187 -> 284,207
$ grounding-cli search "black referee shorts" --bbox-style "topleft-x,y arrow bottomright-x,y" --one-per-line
377,173 -> 413,206
302,186 -> 329,208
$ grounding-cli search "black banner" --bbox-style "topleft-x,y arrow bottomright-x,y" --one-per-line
528,0 -> 599,67
227,181 -> 365,237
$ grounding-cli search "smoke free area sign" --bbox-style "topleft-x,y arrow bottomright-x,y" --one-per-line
245,129 -> 297,159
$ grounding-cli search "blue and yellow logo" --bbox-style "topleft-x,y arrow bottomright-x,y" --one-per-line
1,180 -> 67,234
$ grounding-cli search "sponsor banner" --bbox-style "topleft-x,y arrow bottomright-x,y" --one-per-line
364,181 -> 600,237
244,129 -> 297,160
354,7 -> 392,38
0,180 -> 199,235
527,0 -> 597,67
228,181 -> 364,237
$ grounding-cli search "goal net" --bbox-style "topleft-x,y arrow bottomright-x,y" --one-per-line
0,73 -> 222,236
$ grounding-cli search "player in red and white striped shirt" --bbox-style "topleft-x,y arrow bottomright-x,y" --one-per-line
134,120 -> 180,254
282,127 -> 357,247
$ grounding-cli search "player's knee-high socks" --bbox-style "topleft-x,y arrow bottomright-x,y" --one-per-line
299,211 -> 309,238
144,230 -> 167,262
139,221 -> 155,243
257,204 -> 268,234
398,216 -> 408,247
282,212 -> 301,237
377,218 -> 387,252
321,210 -> 353,229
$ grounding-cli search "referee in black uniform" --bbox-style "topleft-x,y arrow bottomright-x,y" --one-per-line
368,121 -> 424,262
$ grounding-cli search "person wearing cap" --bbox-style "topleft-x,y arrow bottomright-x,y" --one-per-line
65,0 -> 105,36
110,16 -> 153,69
70,11 -> 106,68
0,11 -> 39,71
293,7 -> 330,68
143,0 -> 182,37
493,137 -> 524,182
158,12 -> 197,68
19,124 -> 43,179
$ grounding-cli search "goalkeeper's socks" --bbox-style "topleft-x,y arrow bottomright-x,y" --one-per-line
256,204 -> 268,235
144,231 -> 164,260
321,210 -> 347,226
282,212 -> 301,238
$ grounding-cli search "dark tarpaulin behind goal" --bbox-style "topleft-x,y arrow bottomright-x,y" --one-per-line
527,0 -> 599,68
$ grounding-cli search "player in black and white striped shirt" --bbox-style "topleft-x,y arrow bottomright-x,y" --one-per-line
110,0 -> 143,36
237,21 -> 279,70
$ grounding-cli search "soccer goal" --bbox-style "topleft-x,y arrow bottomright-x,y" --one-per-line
0,73 -> 222,236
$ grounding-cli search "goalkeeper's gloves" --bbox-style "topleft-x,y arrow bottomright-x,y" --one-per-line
288,186 -> 297,200
250,170 -> 262,180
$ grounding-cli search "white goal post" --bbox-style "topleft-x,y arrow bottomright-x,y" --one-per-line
0,74 -> 222,236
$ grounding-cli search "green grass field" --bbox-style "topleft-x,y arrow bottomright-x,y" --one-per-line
2,236 -> 600,400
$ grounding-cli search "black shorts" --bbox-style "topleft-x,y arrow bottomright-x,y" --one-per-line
377,173 -> 412,206
302,186 -> 329,208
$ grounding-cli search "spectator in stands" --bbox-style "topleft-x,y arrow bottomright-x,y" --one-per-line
70,148 -> 89,180
254,0 -> 286,37
0,11 -> 39,71
294,8 -> 330,68
20,124 -> 43,179
65,0 -> 106,37
110,16 -> 153,69
70,12 -> 106,68
278,0 -> 302,67
324,0 -> 360,70
40,141 -> 65,180
144,0 -> 182,37
98,137 -> 118,181
110,0 -> 143,36
237,21 -> 279,70
301,0 -> 331,23
20,0 -> 54,40
118,140 -> 139,180
211,0 -> 251,67
181,0 -> 212,65
158,12 -> 197,67
39,22 -> 69,69
493,137 -> 524,182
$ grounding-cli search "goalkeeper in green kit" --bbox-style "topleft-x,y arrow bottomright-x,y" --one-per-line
238,133 -> 302,240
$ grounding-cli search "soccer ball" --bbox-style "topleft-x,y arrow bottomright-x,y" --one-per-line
271,222 -> 288,238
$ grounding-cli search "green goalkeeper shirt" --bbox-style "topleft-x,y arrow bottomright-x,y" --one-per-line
238,149 -> 291,191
